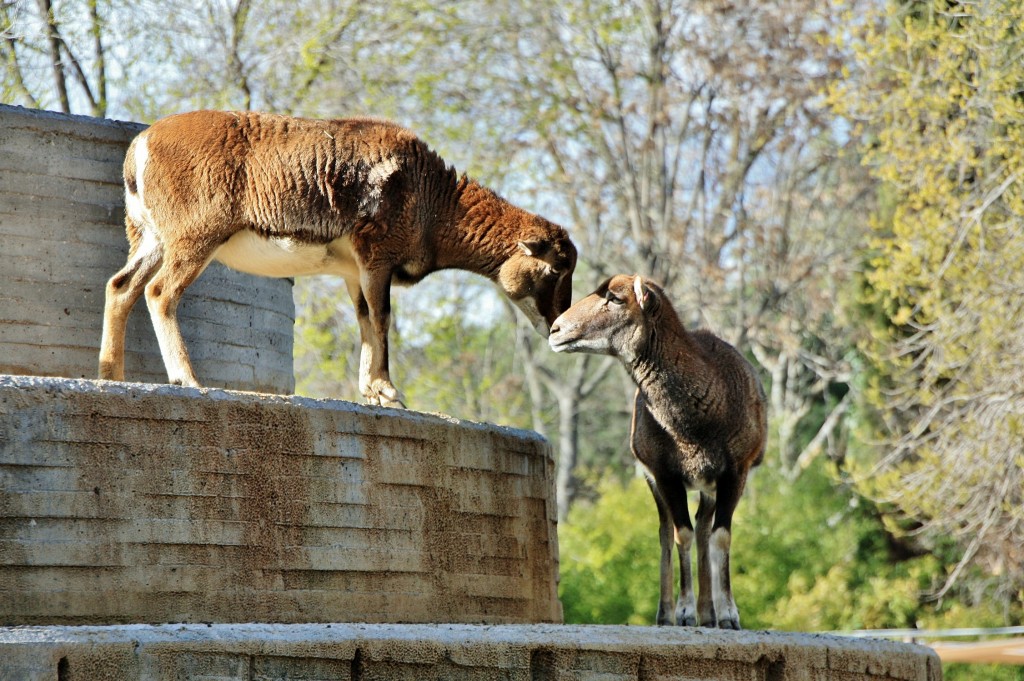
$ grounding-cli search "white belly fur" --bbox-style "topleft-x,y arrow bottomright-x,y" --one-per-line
213,231 -> 360,280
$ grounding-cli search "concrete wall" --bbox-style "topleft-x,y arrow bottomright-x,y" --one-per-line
0,623 -> 942,681
0,105 -> 294,394
0,375 -> 561,626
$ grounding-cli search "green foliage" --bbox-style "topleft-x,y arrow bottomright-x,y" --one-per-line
396,280 -> 532,428
943,665 -> 1024,681
558,474 -> 660,625
730,460 -> 949,632
831,0 -> 1024,598
293,278 -> 362,401
560,456 -> 1021,640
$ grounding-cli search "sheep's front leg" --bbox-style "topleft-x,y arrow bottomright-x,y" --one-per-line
709,473 -> 743,630
673,524 -> 698,626
348,272 -> 405,408
647,479 -> 698,626
709,526 -> 739,629
695,492 -> 717,626
665,489 -> 699,626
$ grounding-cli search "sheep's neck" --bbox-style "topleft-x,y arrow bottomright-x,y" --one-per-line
435,180 -> 520,279
630,324 -> 716,442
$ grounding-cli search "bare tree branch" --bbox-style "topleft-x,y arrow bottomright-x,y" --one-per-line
1,3 -> 40,107
35,0 -> 68,111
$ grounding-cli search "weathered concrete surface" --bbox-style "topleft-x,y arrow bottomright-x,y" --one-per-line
0,104 -> 294,394
0,375 -> 560,625
0,623 -> 942,681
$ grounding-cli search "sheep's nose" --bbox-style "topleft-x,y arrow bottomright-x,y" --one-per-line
549,322 -> 561,336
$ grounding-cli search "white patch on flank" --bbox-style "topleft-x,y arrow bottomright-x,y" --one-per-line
368,157 -> 399,189
135,227 -> 161,262
637,461 -> 657,487
358,157 -> 400,218
214,232 -> 361,280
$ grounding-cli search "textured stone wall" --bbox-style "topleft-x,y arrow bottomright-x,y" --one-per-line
0,104 -> 294,394
0,623 -> 942,681
0,375 -> 561,625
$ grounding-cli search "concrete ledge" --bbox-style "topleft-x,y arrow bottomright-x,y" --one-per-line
0,375 -> 560,626
0,623 -> 941,681
0,104 -> 294,394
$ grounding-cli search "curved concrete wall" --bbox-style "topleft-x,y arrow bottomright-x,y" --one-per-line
0,623 -> 942,681
0,375 -> 561,625
0,104 -> 294,394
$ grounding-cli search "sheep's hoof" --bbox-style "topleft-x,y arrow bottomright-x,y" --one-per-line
655,604 -> 674,626
718,617 -> 741,630
363,383 -> 407,409
674,600 -> 698,626
365,392 -> 407,409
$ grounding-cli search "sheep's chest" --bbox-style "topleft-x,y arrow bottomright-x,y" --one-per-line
632,407 -> 723,495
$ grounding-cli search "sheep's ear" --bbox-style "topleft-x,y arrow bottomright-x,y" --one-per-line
633,275 -> 658,312
517,240 -> 546,257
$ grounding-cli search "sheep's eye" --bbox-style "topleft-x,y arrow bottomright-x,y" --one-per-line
605,290 -> 624,305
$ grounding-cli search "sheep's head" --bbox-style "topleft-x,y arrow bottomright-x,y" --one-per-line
548,274 -> 662,363
497,227 -> 577,336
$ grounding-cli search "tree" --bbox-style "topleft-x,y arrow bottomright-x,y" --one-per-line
388,0 -> 869,511
832,0 -> 1024,603
2,0 -> 111,115
0,0 -> 435,120
117,0 -> 401,119
6,0 -> 873,522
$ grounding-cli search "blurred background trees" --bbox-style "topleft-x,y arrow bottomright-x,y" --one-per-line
3,0 -> 1021,674
832,0 -> 1024,611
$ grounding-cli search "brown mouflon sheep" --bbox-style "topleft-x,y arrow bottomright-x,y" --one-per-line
549,274 -> 766,629
99,110 -> 576,406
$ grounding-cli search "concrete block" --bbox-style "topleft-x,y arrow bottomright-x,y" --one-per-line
0,375 -> 561,626
0,623 -> 941,681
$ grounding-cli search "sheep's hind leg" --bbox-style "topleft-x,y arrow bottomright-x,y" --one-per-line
647,479 -> 681,625
143,238 -> 216,387
99,227 -> 163,381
